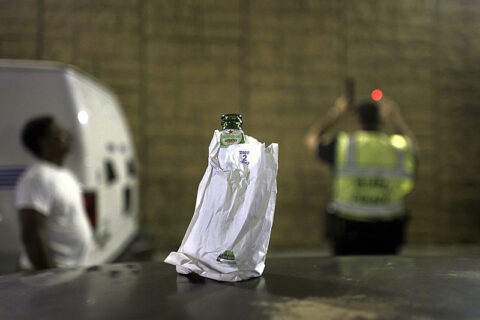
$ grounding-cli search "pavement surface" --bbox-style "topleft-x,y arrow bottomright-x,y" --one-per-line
1,256 -> 480,319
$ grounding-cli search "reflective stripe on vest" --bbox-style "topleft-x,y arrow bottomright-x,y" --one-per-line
331,199 -> 405,221
335,135 -> 413,179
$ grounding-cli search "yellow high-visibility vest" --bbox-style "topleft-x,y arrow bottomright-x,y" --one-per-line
332,131 -> 415,221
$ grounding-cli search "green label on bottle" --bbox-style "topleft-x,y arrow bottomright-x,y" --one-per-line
220,129 -> 245,148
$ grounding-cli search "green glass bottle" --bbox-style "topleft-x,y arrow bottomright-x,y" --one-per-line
220,114 -> 245,147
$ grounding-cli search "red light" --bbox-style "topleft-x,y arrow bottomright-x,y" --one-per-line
371,89 -> 383,101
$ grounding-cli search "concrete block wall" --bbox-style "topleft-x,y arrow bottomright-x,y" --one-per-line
1,0 -> 479,250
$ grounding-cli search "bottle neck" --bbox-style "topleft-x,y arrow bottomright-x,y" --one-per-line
222,122 -> 243,130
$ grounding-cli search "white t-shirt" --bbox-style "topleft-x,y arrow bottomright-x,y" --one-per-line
15,161 -> 94,269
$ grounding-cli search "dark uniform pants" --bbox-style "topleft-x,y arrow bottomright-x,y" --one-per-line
326,210 -> 409,256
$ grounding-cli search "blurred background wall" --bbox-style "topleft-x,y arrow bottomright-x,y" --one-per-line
1,0 -> 479,251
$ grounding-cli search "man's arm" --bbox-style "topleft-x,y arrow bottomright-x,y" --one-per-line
305,96 -> 349,155
381,98 -> 419,153
19,208 -> 56,270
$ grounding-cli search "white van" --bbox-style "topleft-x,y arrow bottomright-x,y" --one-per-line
0,60 -> 139,273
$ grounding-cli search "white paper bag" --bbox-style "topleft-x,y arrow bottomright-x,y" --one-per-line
165,130 -> 279,282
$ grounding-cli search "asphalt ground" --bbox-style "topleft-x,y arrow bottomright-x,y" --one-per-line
1,255 -> 480,319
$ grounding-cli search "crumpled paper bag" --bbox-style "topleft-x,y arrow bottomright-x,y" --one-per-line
165,130 -> 279,282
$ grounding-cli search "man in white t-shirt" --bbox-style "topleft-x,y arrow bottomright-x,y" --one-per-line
16,116 -> 94,270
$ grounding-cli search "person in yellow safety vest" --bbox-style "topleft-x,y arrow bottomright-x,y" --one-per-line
305,96 -> 418,255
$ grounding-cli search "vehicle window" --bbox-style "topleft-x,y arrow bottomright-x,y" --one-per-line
127,160 -> 136,177
105,160 -> 117,183
124,186 -> 131,213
